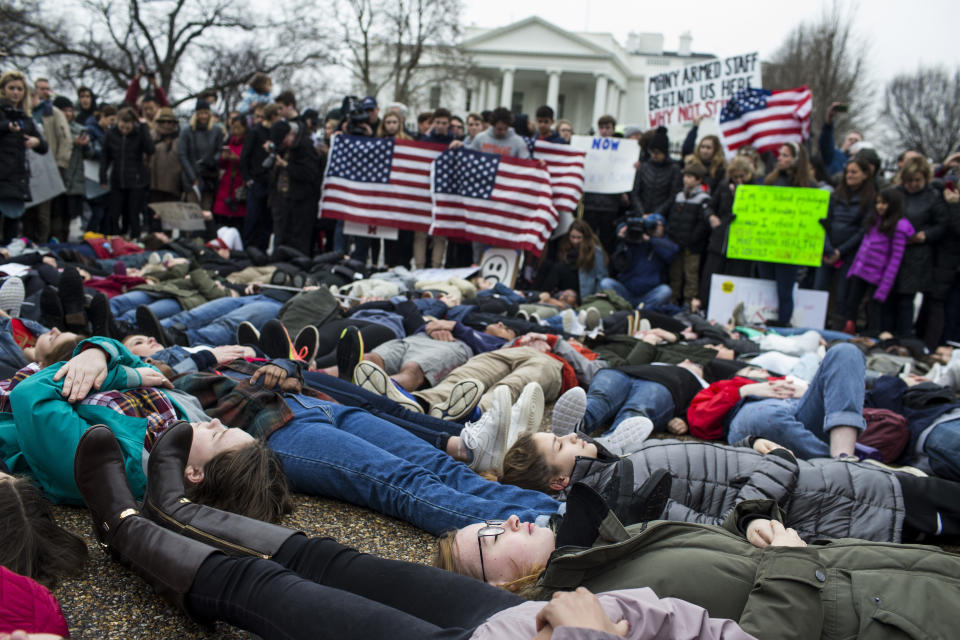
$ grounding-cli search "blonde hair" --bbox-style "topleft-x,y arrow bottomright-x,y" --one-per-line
378,110 -> 410,140
433,529 -> 547,598
898,155 -> 932,186
0,70 -> 32,111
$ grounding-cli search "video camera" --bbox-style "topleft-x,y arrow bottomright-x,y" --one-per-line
262,141 -> 277,169
0,104 -> 27,122
340,95 -> 371,136
622,214 -> 664,244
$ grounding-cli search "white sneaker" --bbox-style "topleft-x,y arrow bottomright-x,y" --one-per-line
461,385 -> 512,472
594,416 -> 653,456
560,309 -> 585,336
506,382 -> 545,449
551,387 -> 586,436
583,307 -> 602,331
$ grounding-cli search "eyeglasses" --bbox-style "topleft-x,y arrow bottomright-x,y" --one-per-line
477,519 -> 506,582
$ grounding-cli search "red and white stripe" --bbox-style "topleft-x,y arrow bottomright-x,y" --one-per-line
430,152 -> 559,256
319,137 -> 446,232
720,87 -> 812,157
532,140 -> 586,213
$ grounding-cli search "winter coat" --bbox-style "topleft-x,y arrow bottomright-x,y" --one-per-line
894,184 -> 948,295
565,439 -> 905,543
178,119 -> 224,191
240,123 -> 271,185
83,117 -> 107,160
149,131 -> 182,196
238,87 -> 272,114
929,199 -> 960,299
132,263 -> 228,310
612,235 -> 677,297
33,102 -> 72,170
665,187 -> 712,252
213,135 -> 247,218
847,218 -> 915,302
534,501 -> 960,640
273,128 -> 322,203
0,100 -> 49,202
822,190 -> 868,259
99,122 -> 154,189
631,159 -> 681,214
63,119 -> 88,195
0,566 -> 70,637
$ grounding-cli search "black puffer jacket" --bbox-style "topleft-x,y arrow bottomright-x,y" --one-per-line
0,100 -> 49,201
274,127 -> 322,202
99,123 -> 155,189
631,159 -> 681,214
930,198 -> 960,299
664,187 -> 712,252
823,190 -> 868,259
895,184 -> 948,295
564,438 -> 905,543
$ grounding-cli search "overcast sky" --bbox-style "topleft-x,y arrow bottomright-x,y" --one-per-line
463,0 -> 959,84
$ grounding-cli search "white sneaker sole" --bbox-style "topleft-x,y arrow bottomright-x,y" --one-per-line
354,361 -> 423,414
507,382 -> 545,449
551,387 -> 586,436
470,386 -> 513,472
429,378 -> 485,421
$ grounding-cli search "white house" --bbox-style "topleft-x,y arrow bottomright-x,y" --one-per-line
376,17 -> 716,145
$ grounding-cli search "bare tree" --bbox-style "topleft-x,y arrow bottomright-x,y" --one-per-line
2,0 -> 331,108
880,67 -> 960,162
763,0 -> 873,137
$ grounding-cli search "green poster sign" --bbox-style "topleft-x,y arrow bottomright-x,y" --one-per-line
726,185 -> 829,267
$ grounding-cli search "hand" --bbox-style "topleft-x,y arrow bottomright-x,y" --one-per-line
768,520 -> 806,547
429,329 -> 455,341
945,187 -> 959,204
448,140 -> 464,149
911,230 -> 926,244
746,518 -> 776,548
244,283 -> 261,295
535,588 -> 628,638
753,438 -> 792,456
275,156 -> 288,168
943,152 -> 960,168
135,367 -> 173,389
53,348 -> 108,403
516,332 -> 548,346
666,417 -> 688,435
708,214 -> 721,228
250,364 -> 290,390
692,115 -> 703,127
74,133 -> 89,147
8,121 -> 21,133
209,345 -> 248,364
739,380 -> 800,399
825,101 -> 844,124
425,319 -> 456,333
24,136 -> 40,149
617,225 -> 627,238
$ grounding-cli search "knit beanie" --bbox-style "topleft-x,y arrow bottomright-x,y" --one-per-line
649,126 -> 669,155
52,96 -> 73,111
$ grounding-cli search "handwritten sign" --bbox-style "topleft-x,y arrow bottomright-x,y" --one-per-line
148,201 -> 207,231
707,274 -> 828,329
726,185 -> 828,267
569,135 -> 639,194
647,52 -> 761,128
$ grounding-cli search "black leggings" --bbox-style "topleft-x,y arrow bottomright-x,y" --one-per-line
313,319 -> 398,368
186,536 -> 521,639
899,474 -> 960,545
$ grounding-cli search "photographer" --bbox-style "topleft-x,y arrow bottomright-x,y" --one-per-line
269,119 -> 321,256
335,96 -> 378,262
178,99 -> 224,210
599,213 -> 677,310
0,71 -> 48,243
241,103 -> 279,250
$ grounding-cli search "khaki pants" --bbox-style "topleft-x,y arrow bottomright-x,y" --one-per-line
669,251 -> 701,305
413,231 -> 447,269
414,347 -> 563,411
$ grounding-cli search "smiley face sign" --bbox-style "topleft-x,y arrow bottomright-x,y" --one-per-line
480,248 -> 521,286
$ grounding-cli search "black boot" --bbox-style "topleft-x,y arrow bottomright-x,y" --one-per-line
73,425 -> 217,614
142,421 -> 299,558
87,291 -> 112,338
135,305 -> 189,347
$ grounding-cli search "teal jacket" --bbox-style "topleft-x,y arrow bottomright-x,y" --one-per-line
3,337 -> 167,504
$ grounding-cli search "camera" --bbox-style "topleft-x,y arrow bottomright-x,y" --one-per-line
1,104 -> 27,122
622,214 -> 662,244
262,141 -> 277,169
340,95 -> 371,136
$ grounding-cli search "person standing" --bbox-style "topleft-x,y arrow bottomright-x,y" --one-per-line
22,78 -> 71,243
178,99 -> 223,211
269,120 -> 321,256
212,115 -> 248,228
0,71 -> 48,243
99,107 -> 154,238
148,108 -> 183,207
50,96 -> 90,241
240,103 -> 277,251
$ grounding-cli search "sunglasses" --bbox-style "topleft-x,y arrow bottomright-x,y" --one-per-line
477,519 -> 506,582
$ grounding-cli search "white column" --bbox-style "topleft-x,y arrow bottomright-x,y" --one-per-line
606,82 -> 618,120
476,80 -> 486,113
592,74 -> 608,128
618,89 -> 627,122
500,67 -> 515,110
546,69 -> 561,114
487,79 -> 499,110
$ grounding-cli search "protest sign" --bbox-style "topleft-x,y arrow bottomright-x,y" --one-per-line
647,52 -> 761,128
25,149 -> 65,207
707,274 -> 828,329
343,220 -> 399,240
479,248 -> 521,287
726,185 -> 828,267
83,160 -> 109,199
569,135 -> 639,194
148,201 -> 206,231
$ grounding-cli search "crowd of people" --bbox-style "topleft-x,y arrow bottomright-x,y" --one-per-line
2,65 -> 960,639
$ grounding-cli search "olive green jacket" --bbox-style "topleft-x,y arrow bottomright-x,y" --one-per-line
535,500 -> 960,639
133,264 -> 228,310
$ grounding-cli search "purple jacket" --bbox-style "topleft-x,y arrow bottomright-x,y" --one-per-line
847,218 -> 915,302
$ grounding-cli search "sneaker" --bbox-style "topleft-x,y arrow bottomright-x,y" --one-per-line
354,360 -> 423,413
560,309 -> 585,336
429,378 -> 486,422
583,307 -> 602,331
461,385 -> 512,472
236,321 -> 260,347
506,382 -> 545,449
337,326 -> 365,382
40,285 -> 65,330
0,276 -> 25,318
530,312 -> 543,325
259,319 -> 295,359
294,325 -> 319,364
551,387 -> 586,436
147,252 -> 162,265
594,416 -> 653,455
516,309 -> 530,322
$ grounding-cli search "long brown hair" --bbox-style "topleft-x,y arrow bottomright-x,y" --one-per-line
0,477 -> 88,587
834,157 -> 876,217
692,134 -> 726,179
185,440 -> 294,523
865,187 -> 906,238
764,142 -> 811,188
557,219 -> 606,272
499,433 -> 554,493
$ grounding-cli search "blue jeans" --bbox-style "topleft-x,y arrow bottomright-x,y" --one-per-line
727,343 -> 866,458
110,291 -> 182,323
925,419 -> 960,482
583,369 -> 674,433
757,263 -> 798,324
598,278 -> 672,309
267,395 -> 559,535
161,295 -> 283,346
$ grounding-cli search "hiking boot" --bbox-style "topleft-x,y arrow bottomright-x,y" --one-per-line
87,291 -> 112,338
59,266 -> 88,333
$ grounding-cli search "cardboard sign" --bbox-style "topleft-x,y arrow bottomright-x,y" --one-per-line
25,150 -> 66,207
647,52 -> 762,128
479,248 -> 521,287
342,220 -> 399,240
148,201 -> 207,231
726,185 -> 828,267
569,135 -> 639,194
707,274 -> 829,329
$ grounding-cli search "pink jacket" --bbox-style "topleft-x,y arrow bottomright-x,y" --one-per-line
846,218 -> 915,302
0,566 -> 70,637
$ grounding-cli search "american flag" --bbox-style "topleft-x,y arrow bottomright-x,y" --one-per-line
529,139 -> 586,213
719,86 -> 812,157
431,148 -> 558,255
319,135 -> 447,232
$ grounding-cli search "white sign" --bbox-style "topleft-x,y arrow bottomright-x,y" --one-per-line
706,274 -> 828,329
148,201 -> 207,232
83,160 -> 109,199
647,52 -> 762,128
569,135 -> 639,194
479,248 -> 521,287
343,220 -> 399,240
25,150 -> 66,207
